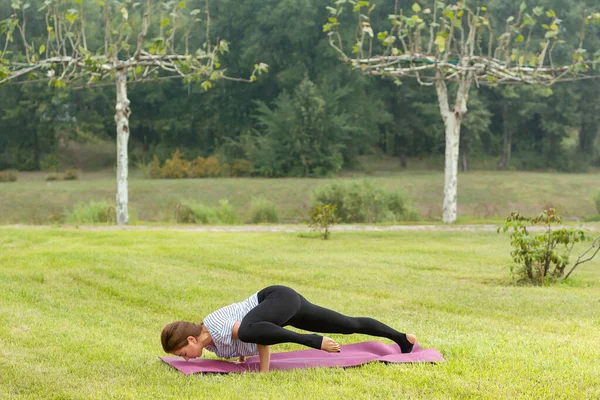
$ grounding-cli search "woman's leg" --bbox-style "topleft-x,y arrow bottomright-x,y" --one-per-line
237,286 -> 323,349
288,294 -> 415,353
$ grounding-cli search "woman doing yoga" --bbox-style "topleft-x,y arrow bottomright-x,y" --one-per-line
161,285 -> 416,372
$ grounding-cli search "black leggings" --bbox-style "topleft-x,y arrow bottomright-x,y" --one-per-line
237,285 -> 413,353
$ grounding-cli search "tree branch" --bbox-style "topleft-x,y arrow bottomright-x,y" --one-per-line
564,236 -> 600,280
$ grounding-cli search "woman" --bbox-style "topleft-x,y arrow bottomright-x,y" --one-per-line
161,285 -> 416,372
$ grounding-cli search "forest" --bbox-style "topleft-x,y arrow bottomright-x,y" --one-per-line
0,0 -> 599,176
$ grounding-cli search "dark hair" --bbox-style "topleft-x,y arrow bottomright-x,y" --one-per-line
161,321 -> 203,353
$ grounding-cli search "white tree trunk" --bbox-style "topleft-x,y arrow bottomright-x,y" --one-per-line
435,73 -> 470,224
115,69 -> 131,225
441,112 -> 461,223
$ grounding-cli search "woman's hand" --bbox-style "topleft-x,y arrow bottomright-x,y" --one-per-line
258,345 -> 270,373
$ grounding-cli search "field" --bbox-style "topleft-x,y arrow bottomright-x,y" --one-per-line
1,228 -> 599,399
1,170 -> 599,224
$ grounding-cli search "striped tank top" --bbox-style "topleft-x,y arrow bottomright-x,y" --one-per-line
203,292 -> 259,358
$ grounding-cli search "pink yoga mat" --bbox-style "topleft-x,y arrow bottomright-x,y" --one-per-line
160,341 -> 445,374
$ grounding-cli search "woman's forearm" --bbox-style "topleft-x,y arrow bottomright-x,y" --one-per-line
257,344 -> 270,373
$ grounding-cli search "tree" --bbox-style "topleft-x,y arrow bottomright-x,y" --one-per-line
251,78 -> 349,177
0,0 -> 267,224
325,0 -> 600,223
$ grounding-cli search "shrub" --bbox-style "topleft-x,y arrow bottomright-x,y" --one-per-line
161,150 -> 190,179
68,201 -> 116,224
250,197 -> 279,223
217,199 -> 240,224
498,209 -> 589,284
40,154 -> 61,172
148,156 -> 163,179
191,204 -> 220,224
232,159 -> 253,177
312,180 -> 417,223
204,156 -> 221,177
63,169 -> 80,180
175,203 -> 196,224
309,204 -> 339,240
188,157 -> 207,178
46,173 -> 61,181
175,202 -> 220,224
220,163 -> 232,178
0,170 -> 18,182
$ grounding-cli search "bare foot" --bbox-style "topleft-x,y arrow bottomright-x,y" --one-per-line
320,336 -> 341,352
406,334 -> 416,345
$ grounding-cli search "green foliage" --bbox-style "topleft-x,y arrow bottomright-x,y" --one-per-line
149,156 -> 163,179
63,169 -> 80,180
595,192 -> 600,215
251,78 -> 347,177
0,170 -> 17,182
312,180 -> 418,223
46,173 -> 61,181
40,154 -> 61,172
249,197 -> 279,224
174,200 -> 243,225
216,199 -> 240,224
175,202 -> 221,224
231,159 -> 253,177
308,204 -> 339,240
67,201 -> 115,224
499,209 -> 589,284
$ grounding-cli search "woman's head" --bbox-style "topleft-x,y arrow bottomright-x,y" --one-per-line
161,321 -> 204,355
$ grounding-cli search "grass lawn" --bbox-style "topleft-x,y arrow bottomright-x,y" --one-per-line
0,170 -> 599,224
1,228 -> 599,399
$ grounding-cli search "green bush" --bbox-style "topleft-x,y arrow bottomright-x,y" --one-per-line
46,173 -> 61,181
68,201 -> 116,224
175,202 -> 220,224
217,199 -> 240,224
63,169 -> 80,180
312,180 -> 418,223
0,170 -> 18,182
250,197 -> 279,223
232,159 -> 253,177
499,209 -> 589,284
40,154 -> 62,172
191,204 -> 220,224
175,203 -> 196,224
148,156 -> 163,179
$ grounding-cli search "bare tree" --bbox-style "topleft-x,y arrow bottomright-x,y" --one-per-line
0,0 -> 267,225
325,0 -> 600,223
564,236 -> 600,280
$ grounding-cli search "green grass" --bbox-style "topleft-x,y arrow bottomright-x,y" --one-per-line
1,228 -> 599,399
1,170 -> 599,225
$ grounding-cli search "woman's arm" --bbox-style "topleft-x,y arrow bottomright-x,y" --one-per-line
232,321 -> 268,370
258,344 -> 270,373
232,321 -> 241,339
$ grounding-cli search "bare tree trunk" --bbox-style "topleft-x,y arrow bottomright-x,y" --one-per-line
436,74 -> 469,224
115,68 -> 131,225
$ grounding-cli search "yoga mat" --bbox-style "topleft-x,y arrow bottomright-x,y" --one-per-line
160,341 -> 444,374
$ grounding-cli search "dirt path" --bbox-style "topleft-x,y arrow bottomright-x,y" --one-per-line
3,224 -> 598,232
